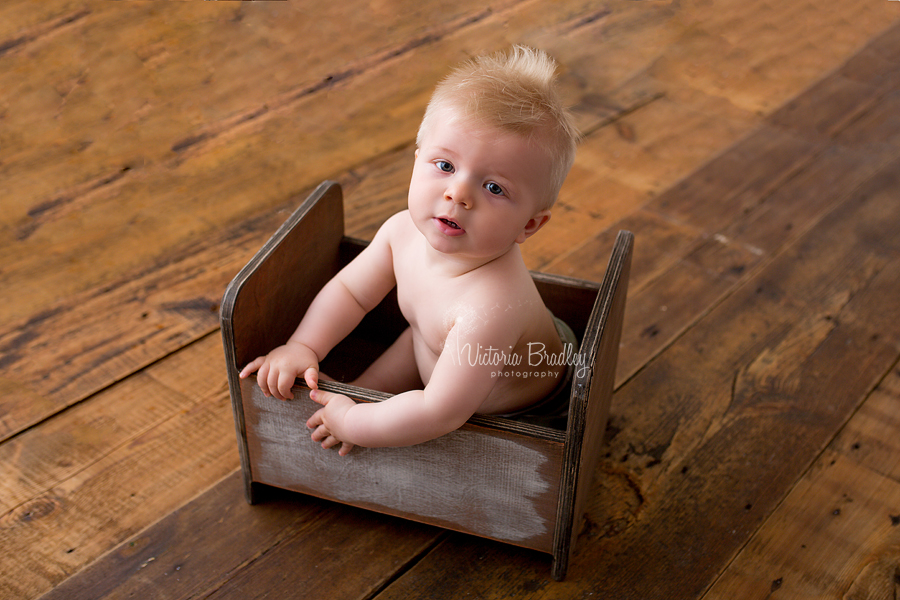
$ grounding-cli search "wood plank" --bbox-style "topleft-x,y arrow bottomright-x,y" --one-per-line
0,335 -> 238,599
35,471 -> 441,600
549,70 -> 897,284
832,367 -> 900,482
576,159 -> 900,591
0,195 -> 291,443
646,0 -> 897,115
0,1 -> 89,51
5,0 -> 892,330
550,131 -> 894,387
648,124 -> 818,233
839,18 -> 900,91
0,0 -> 502,222
523,86 -> 753,270
614,140 -> 890,381
548,26 -> 900,381
4,0 -> 892,442
0,0 -> 512,327
0,0 -> 85,38
3,0 -> 670,329
0,0 -> 668,441
703,368 -> 900,599
364,126 -> 900,600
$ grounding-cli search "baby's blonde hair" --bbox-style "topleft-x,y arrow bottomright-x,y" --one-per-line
416,46 -> 579,208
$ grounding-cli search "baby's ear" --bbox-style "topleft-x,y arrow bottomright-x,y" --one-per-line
516,209 -> 552,244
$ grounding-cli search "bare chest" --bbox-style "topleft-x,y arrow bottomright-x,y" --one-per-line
394,261 -> 461,354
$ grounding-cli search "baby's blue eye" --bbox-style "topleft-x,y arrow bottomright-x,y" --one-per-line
486,182 -> 504,196
436,161 -> 453,172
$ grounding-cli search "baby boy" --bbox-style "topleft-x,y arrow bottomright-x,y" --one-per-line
240,46 -> 579,455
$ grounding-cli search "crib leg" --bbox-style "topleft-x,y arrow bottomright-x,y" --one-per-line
551,554 -> 569,582
243,475 -> 264,505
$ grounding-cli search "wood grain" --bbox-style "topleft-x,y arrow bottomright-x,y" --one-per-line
2,2 -> 899,599
0,0 -> 651,330
0,336 -> 238,599
36,471 -> 442,600
705,368 -> 900,599
0,0 -> 667,444
1,0 -> 892,443
0,0 -> 506,325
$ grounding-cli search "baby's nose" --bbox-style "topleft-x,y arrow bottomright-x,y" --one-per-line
444,182 -> 473,208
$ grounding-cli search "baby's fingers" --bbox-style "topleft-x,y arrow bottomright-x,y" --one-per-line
306,408 -> 324,430
256,363 -> 272,396
239,356 -> 266,379
276,371 -> 297,400
310,422 -> 332,444
310,388 -> 331,406
303,367 -> 319,390
320,435 -> 340,450
318,434 -> 352,455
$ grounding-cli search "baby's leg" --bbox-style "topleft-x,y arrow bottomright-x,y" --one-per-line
350,327 -> 423,394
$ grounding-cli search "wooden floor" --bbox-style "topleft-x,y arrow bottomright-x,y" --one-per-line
3,1 -> 900,598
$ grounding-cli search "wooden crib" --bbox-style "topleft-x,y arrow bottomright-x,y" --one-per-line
220,181 -> 632,580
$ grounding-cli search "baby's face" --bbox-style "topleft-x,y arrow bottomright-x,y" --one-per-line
409,108 -> 552,262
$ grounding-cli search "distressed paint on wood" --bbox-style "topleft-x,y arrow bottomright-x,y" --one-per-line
245,380 -> 563,550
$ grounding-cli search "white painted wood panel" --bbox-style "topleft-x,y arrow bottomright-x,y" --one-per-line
243,379 -> 562,551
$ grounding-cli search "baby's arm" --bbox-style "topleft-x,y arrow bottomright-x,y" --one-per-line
306,317 -> 515,452
239,217 -> 398,399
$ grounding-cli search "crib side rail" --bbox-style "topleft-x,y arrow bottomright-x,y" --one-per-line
243,378 -> 565,553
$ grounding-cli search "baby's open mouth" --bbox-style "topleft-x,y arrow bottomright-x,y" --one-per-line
439,218 -> 461,229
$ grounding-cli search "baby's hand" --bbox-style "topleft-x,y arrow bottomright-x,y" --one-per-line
239,341 -> 320,400
307,389 -> 356,456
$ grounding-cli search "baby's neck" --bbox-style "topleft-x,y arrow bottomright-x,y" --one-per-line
422,238 -> 520,279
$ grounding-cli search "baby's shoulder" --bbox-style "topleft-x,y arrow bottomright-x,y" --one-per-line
470,257 -> 541,305
370,210 -> 415,251
380,210 -> 414,237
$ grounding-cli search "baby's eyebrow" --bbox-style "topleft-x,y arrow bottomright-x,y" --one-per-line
429,145 -> 457,155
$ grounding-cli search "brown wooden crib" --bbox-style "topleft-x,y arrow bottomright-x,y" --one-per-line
220,181 -> 633,580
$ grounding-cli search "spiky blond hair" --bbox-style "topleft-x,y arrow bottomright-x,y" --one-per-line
416,46 -> 579,207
